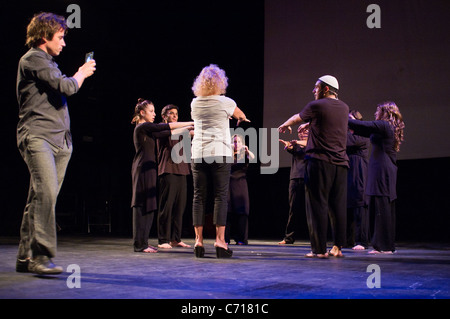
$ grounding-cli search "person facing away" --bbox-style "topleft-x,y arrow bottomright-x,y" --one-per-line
348,102 -> 405,254
190,64 -> 249,258
131,99 -> 193,253
157,104 -> 192,249
16,12 -> 96,275
278,123 -> 309,245
278,75 -> 349,258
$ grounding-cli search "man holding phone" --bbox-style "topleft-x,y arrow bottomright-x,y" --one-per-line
16,12 -> 96,275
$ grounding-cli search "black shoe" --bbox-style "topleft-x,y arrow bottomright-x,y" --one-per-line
16,258 -> 30,273
28,255 -> 63,275
216,246 -> 233,258
194,246 -> 205,258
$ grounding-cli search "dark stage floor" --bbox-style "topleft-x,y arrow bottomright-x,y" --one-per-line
0,235 -> 449,301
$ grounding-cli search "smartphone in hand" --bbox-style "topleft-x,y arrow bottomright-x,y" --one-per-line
85,52 -> 94,63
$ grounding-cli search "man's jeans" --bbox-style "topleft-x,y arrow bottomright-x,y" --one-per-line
17,136 -> 72,259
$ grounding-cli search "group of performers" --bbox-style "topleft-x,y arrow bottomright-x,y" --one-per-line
15,12 -> 404,275
130,68 -> 405,260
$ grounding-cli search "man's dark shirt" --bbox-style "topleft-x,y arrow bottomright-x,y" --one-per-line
299,97 -> 349,167
16,47 -> 79,148
157,132 -> 191,176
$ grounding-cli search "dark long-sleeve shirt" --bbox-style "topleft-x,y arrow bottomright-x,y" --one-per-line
286,144 -> 306,180
131,122 -> 171,212
157,133 -> 191,176
346,131 -> 369,207
299,98 -> 349,167
16,48 -> 79,149
348,119 -> 398,201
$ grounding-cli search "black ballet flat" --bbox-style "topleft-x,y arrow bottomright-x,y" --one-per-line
194,246 -> 205,258
215,246 -> 233,258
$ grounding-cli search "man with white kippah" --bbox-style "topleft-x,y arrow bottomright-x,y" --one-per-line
278,75 -> 349,258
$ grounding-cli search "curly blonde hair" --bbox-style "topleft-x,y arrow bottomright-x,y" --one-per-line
192,64 -> 228,97
375,101 -> 405,152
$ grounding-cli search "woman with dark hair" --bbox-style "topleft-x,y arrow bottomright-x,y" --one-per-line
348,102 -> 405,254
131,99 -> 193,253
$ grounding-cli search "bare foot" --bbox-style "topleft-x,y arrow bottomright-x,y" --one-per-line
305,251 -> 329,258
158,243 -> 172,249
142,246 -> 158,253
170,241 -> 191,248
278,240 -> 287,245
328,245 -> 344,257
369,249 -> 394,254
352,245 -> 366,250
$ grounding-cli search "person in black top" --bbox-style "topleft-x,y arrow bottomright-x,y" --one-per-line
346,110 -> 370,250
16,12 -> 96,275
348,102 -> 405,254
278,123 -> 309,245
130,99 -> 193,253
278,75 -> 349,258
225,134 -> 255,245
156,104 -> 192,249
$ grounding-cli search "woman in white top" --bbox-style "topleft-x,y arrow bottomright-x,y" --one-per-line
190,64 -> 249,258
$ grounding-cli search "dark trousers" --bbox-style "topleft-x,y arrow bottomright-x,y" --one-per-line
226,176 -> 250,244
192,157 -> 231,226
347,206 -> 370,248
369,196 -> 396,252
158,174 -> 187,244
305,159 -> 348,254
226,214 -> 248,244
132,206 -> 154,252
283,178 -> 306,244
17,136 -> 72,259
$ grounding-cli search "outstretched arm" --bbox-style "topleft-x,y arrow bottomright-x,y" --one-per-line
279,139 -> 293,150
172,125 -> 194,136
278,114 -> 302,134
168,121 -> 194,129
232,106 -> 250,126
